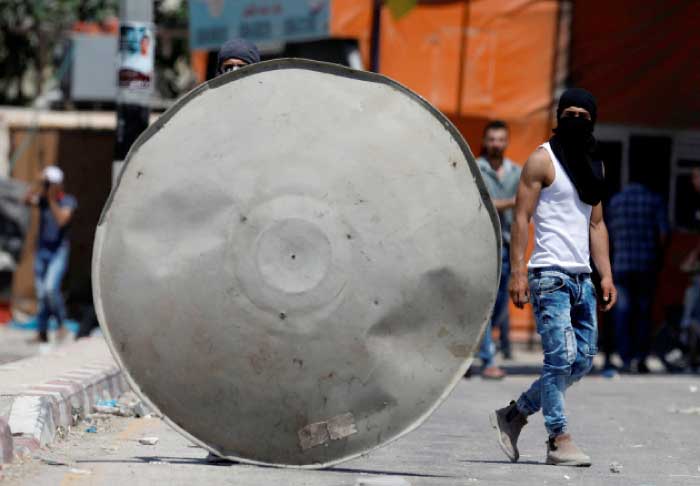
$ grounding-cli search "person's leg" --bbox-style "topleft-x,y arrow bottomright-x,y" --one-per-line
541,275 -> 597,467
478,320 -> 505,379
600,310 -> 616,371
498,246 -> 512,358
569,276 -> 598,385
681,276 -> 700,332
479,292 -> 506,379
76,304 -> 99,339
634,271 -> 656,370
33,252 -> 50,342
478,321 -> 496,367
681,276 -> 700,350
612,273 -> 633,370
516,270 -> 574,438
44,245 -> 70,329
516,376 -> 542,416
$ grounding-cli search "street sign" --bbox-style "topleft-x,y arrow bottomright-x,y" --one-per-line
189,0 -> 330,50
94,59 -> 501,468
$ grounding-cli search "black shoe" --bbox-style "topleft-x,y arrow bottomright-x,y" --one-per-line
636,361 -> 650,374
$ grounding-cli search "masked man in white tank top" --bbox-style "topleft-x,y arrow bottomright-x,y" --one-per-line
489,89 -> 617,467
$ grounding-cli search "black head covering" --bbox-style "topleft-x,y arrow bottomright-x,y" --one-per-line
549,88 -> 604,206
556,88 -> 597,124
217,38 -> 260,72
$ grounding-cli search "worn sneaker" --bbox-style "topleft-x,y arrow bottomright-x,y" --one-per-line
546,434 -> 592,467
489,401 -> 528,462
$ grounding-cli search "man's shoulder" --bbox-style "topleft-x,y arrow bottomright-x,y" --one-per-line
528,146 -> 550,163
523,147 -> 551,174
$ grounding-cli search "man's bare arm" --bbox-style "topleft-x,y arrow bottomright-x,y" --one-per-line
48,200 -> 72,227
509,148 -> 552,308
47,185 -> 73,227
590,203 -> 617,311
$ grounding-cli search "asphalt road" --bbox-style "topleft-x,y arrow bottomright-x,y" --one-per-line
0,326 -> 43,365
3,366 -> 700,486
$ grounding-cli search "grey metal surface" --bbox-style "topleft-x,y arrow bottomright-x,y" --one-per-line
69,34 -> 118,102
92,59 -> 500,468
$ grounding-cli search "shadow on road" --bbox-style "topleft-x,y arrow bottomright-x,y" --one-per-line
460,459 -> 544,466
77,457 -> 455,478
329,467 -> 454,478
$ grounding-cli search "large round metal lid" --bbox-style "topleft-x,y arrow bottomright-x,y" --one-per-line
93,59 -> 500,468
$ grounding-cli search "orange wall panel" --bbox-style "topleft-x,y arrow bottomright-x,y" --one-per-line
191,49 -> 209,85
377,0 -> 557,163
330,0 -> 373,67
378,2 -> 467,114
460,0 -> 558,119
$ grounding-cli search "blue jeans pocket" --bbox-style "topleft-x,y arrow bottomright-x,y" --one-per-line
537,275 -> 566,294
540,325 -> 576,372
564,327 -> 577,363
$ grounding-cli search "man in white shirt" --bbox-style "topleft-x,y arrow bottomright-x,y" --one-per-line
489,88 -> 617,467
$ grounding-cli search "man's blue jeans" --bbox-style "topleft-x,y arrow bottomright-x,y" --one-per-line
34,244 -> 70,336
479,244 -> 510,367
515,267 -> 598,437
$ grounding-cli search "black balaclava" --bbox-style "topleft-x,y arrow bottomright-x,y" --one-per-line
216,38 -> 261,75
549,88 -> 604,206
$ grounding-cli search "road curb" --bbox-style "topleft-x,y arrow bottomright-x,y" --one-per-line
0,340 -> 129,463
0,417 -> 12,464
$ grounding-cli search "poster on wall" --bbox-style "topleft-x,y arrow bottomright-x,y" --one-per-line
118,22 -> 155,90
189,0 -> 330,50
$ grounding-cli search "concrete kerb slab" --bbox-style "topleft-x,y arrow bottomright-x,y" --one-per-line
0,338 -> 129,463
0,417 -> 12,463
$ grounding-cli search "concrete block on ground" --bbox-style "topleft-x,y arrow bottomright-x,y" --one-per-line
0,337 -> 128,461
0,417 -> 12,464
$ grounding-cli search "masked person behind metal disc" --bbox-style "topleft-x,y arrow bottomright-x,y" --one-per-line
93,59 -> 500,468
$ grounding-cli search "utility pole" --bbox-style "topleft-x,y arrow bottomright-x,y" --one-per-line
113,0 -> 154,186
369,0 -> 382,73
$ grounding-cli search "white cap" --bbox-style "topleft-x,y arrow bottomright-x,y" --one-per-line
42,166 -> 64,184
